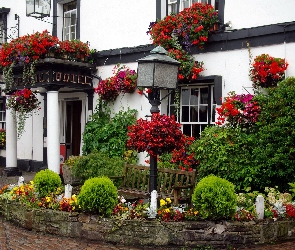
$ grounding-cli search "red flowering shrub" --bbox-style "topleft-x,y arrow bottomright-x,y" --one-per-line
148,3 -> 218,80
127,113 -> 186,156
170,135 -> 198,171
216,92 -> 260,127
250,54 -> 288,88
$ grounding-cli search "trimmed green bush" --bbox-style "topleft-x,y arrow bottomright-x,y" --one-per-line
192,175 -> 237,220
33,169 -> 62,198
71,150 -> 125,187
78,177 -> 118,217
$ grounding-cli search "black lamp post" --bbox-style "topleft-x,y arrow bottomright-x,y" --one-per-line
26,0 -> 51,18
137,46 -> 180,194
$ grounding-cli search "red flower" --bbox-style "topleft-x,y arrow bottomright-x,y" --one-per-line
127,113 -> 186,156
250,54 -> 288,88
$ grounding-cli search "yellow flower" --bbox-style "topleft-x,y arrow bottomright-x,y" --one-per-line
165,198 -> 172,204
46,196 -> 51,203
160,199 -> 166,207
194,211 -> 199,215
164,208 -> 170,213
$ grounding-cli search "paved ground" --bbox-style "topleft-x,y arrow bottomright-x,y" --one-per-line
0,169 -> 295,249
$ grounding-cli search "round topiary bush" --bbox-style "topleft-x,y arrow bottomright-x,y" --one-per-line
192,175 -> 237,220
78,176 -> 118,217
33,169 -> 62,198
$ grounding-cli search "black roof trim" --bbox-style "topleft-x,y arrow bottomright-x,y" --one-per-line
94,22 -> 295,66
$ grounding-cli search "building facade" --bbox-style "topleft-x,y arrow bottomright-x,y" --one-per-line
0,0 -> 295,172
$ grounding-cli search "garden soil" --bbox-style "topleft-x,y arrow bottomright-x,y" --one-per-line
0,168 -> 295,250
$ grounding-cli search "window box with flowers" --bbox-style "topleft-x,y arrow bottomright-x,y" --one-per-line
0,128 -> 5,149
250,54 -> 289,89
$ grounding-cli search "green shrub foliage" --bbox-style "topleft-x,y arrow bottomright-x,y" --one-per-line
78,177 -> 118,217
251,77 -> 295,191
192,175 -> 237,220
33,169 -> 62,198
191,125 -> 257,191
191,77 -> 295,192
82,103 -> 137,160
71,150 -> 125,187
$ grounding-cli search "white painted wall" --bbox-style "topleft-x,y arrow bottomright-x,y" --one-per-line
196,42 -> 295,98
80,0 -> 155,51
1,0 -> 295,165
224,0 -> 295,30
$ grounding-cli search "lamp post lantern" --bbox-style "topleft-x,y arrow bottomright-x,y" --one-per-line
26,0 -> 51,18
137,46 -> 180,217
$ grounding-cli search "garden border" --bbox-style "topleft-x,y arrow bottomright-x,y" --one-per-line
1,200 -> 295,249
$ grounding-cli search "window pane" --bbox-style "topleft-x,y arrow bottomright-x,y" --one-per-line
183,124 -> 191,136
190,106 -> 198,122
71,26 -> 76,40
183,0 -> 190,8
71,12 -> 77,26
192,124 -> 201,138
211,105 -> 216,123
190,88 -> 198,105
181,106 -> 189,122
200,87 -> 208,104
181,89 -> 189,105
199,106 -> 208,122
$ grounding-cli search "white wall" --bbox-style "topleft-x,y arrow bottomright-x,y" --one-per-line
195,42 -> 295,98
80,0 -> 155,51
224,0 -> 295,30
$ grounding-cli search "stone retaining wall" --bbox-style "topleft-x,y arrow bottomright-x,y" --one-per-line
1,200 -> 295,249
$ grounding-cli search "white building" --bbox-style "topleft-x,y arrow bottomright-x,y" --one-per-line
0,0 -> 294,174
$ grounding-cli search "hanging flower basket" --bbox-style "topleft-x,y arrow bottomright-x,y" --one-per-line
216,92 -> 261,127
94,78 -> 119,101
113,64 -> 137,93
6,88 -> 41,138
250,54 -> 288,88
94,64 -> 137,101
127,113 -> 186,156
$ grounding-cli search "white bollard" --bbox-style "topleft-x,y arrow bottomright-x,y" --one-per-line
148,190 -> 158,218
18,176 -> 24,186
64,184 -> 73,199
255,195 -> 265,220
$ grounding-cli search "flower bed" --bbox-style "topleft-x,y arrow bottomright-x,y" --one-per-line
0,199 -> 295,249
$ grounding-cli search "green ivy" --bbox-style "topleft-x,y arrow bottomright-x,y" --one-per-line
82,102 -> 137,161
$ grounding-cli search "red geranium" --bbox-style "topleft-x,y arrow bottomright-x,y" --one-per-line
148,3 -> 218,80
250,54 -> 288,88
94,78 -> 119,101
127,113 -> 186,156
216,92 -> 260,127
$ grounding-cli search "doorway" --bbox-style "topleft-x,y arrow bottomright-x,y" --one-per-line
65,100 -> 82,157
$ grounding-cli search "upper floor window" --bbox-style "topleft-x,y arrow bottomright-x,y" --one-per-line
0,98 -> 6,130
168,0 -> 218,15
0,20 -> 6,45
63,1 -> 77,40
